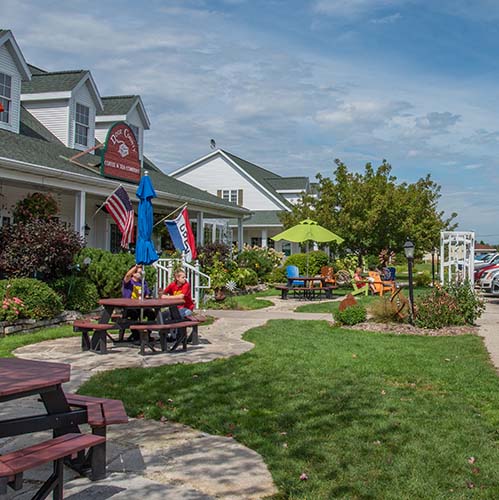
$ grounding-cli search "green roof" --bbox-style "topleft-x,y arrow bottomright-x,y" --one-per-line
267,177 -> 309,191
27,63 -> 47,75
22,70 -> 87,93
0,107 -> 247,216
222,150 -> 292,208
229,210 -> 285,227
99,95 -> 137,116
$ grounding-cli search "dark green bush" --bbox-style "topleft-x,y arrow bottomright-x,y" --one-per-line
75,248 -> 156,298
415,282 -> 484,329
0,278 -> 63,320
51,276 -> 99,313
197,243 -> 233,269
334,304 -> 367,325
236,247 -> 280,281
285,251 -> 329,276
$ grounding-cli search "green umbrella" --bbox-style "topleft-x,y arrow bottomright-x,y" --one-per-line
272,219 -> 344,275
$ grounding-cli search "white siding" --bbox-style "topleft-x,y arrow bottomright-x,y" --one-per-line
0,43 -> 22,134
126,105 -> 143,161
70,81 -> 96,150
176,155 -> 283,211
22,100 -> 69,144
280,192 -> 302,205
95,122 -> 110,145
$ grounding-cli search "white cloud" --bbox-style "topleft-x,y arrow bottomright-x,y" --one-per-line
313,0 -> 402,18
370,12 -> 402,23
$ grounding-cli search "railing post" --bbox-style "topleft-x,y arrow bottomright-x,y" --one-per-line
194,260 -> 200,309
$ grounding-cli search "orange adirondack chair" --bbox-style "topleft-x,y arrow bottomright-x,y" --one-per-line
368,271 -> 395,296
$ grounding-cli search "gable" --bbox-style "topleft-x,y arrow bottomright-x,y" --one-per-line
172,152 -> 288,211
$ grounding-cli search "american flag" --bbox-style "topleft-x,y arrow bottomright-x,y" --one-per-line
104,186 -> 134,248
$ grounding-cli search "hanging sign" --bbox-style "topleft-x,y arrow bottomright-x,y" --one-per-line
101,122 -> 141,183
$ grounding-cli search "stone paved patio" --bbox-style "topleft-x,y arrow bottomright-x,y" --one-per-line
1,297 -> 334,499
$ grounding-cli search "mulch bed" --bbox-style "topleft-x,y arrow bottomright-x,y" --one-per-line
345,322 -> 479,336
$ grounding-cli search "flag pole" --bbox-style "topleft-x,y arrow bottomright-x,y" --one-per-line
93,184 -> 123,217
153,202 -> 188,228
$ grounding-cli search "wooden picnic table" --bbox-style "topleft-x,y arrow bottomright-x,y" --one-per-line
0,358 -> 106,478
280,276 -> 336,300
98,297 -> 184,324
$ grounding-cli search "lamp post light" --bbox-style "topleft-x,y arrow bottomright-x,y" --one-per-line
404,239 -> 415,324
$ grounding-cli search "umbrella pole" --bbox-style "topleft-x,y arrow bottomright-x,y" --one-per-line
140,273 -> 145,321
306,241 -> 309,275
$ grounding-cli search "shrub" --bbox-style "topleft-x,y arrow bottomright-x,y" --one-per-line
237,246 -> 282,281
231,267 -> 259,288
414,272 -> 432,287
0,221 -> 84,281
197,243 -> 233,269
75,248 -> 156,298
334,304 -> 367,325
0,278 -> 63,320
0,296 -> 26,322
332,255 -> 358,274
285,251 -> 329,276
268,266 -> 287,284
415,282 -> 484,329
51,276 -> 99,313
369,297 -> 404,323
13,192 -> 58,224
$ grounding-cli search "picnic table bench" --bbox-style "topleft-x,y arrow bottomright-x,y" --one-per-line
275,284 -> 337,300
0,433 -> 106,498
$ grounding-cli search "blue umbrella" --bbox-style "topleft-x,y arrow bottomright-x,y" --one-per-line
135,172 -> 159,298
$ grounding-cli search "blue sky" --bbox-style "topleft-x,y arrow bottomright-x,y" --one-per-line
4,0 -> 499,241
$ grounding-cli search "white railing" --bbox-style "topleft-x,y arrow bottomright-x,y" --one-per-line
153,258 -> 211,309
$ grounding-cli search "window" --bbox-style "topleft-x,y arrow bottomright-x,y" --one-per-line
75,103 -> 89,146
0,73 -> 12,124
110,224 -> 121,253
222,190 -> 238,204
1,216 -> 10,227
251,237 -> 262,246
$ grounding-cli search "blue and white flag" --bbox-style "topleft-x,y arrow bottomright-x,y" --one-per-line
165,207 -> 197,262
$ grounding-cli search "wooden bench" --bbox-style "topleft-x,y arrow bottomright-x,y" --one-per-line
0,432 -> 106,498
275,285 -> 336,300
129,320 -> 201,355
72,321 -> 119,354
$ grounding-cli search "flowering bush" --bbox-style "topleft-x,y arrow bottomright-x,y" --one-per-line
415,282 -> 485,329
13,192 -> 58,224
0,295 -> 26,322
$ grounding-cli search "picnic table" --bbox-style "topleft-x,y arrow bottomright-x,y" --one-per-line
277,276 -> 337,300
0,358 -> 128,496
73,297 -> 201,355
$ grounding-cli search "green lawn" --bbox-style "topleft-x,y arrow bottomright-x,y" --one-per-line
79,320 -> 499,499
0,325 -> 76,358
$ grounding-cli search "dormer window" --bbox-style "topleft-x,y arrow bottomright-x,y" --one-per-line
75,103 -> 89,146
0,72 -> 12,124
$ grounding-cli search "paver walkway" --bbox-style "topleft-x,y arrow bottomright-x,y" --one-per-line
1,297 -> 334,499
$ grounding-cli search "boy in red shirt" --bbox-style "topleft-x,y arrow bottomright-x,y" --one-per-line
161,269 -> 194,319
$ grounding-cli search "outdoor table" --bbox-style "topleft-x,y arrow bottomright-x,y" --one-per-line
0,358 -> 105,476
98,297 -> 184,324
284,276 -> 335,300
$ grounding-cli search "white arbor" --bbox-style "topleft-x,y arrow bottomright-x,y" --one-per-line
439,231 -> 475,285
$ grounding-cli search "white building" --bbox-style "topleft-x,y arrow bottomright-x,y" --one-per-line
170,149 -> 314,255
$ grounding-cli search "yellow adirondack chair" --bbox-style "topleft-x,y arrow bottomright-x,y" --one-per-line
368,271 -> 395,296
351,279 -> 369,296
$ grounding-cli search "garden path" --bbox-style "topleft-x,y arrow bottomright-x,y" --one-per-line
1,297 -> 335,499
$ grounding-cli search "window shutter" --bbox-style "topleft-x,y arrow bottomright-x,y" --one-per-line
238,189 -> 243,206
217,190 -> 222,198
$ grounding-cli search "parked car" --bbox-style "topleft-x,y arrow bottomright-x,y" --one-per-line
487,274 -> 499,295
475,255 -> 499,282
480,267 -> 499,293
475,253 -> 499,272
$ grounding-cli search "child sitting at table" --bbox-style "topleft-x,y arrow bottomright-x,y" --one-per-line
122,264 -> 155,341
161,269 -> 195,319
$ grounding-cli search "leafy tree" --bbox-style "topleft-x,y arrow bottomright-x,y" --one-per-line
281,159 -> 457,264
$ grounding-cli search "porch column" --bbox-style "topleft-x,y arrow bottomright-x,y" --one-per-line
197,211 -> 204,246
261,228 -> 268,248
74,191 -> 86,238
212,223 -> 216,243
237,217 -> 244,251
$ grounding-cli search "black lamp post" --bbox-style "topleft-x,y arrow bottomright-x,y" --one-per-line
404,239 -> 415,324
431,246 -> 436,287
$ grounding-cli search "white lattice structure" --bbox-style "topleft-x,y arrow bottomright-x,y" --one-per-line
439,231 -> 475,285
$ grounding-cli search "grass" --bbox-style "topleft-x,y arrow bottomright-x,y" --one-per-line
79,320 -> 499,499
203,289 -> 279,310
0,325 -> 76,358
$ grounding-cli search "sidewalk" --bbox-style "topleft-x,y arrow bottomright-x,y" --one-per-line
1,297 -> 335,499
476,297 -> 499,370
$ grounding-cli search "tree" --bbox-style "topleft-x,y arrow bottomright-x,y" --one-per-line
280,159 -> 457,263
